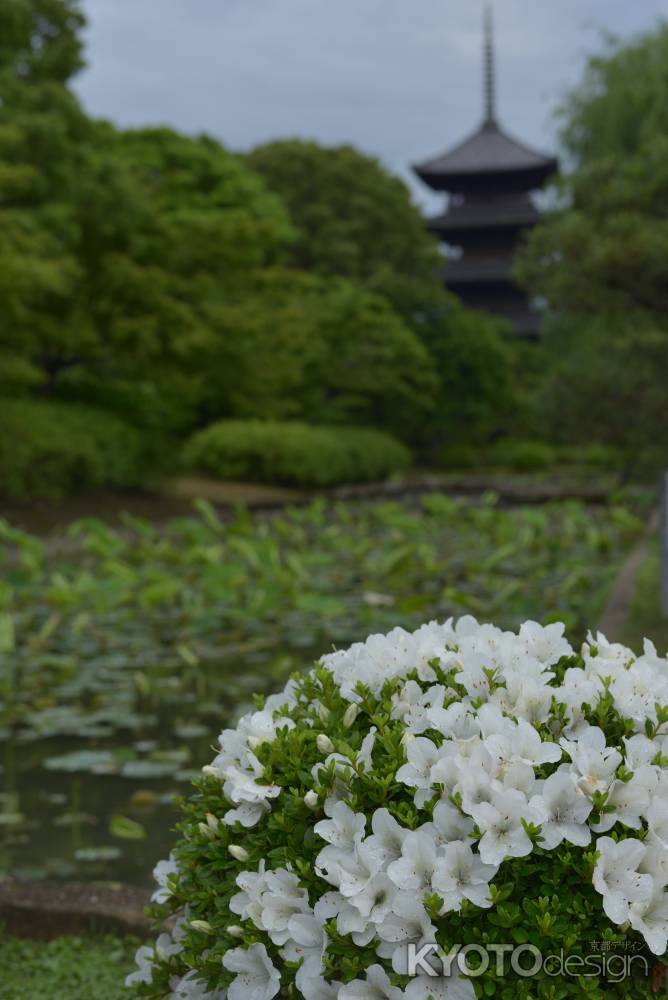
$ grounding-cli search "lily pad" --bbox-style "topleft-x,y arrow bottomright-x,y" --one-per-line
43,750 -> 117,774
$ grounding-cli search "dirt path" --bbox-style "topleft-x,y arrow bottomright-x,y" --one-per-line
1,471 -> 619,536
596,510 -> 658,640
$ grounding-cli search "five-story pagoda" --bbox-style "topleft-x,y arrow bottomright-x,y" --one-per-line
414,7 -> 558,337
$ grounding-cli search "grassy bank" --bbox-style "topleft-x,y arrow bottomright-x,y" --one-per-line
0,934 -> 137,1000
622,539 -> 668,653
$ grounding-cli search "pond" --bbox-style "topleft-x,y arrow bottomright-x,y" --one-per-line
0,494 -> 643,884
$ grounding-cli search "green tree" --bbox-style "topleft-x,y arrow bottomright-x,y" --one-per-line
248,138 -> 515,445
517,21 -> 668,461
196,268 -> 437,440
0,0 -> 85,83
245,139 -> 440,287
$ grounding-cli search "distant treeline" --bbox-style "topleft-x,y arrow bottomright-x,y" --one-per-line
1,3 -> 667,498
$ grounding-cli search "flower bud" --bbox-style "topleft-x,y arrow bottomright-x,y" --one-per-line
317,703 -> 330,723
228,844 -> 249,862
201,765 -> 219,778
190,920 -> 213,934
316,734 -> 335,754
304,790 -> 319,810
227,925 -> 244,938
401,732 -> 415,748
198,822 -> 216,841
343,704 -> 359,728
206,813 -> 220,832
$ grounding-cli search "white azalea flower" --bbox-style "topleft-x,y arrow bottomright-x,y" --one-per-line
426,702 -> 478,744
281,912 -> 328,992
317,838 -> 382,898
518,620 -> 572,666
560,725 -> 622,797
647,799 -> 668,848
126,946 -> 156,986
387,830 -> 438,891
315,802 -> 366,849
365,808 -> 409,865
470,789 -> 538,866
230,862 -> 268,925
554,668 -> 602,731
390,680 -> 430,722
314,891 -> 376,945
432,840 -> 498,911
236,710 -> 295,750
590,771 -> 654,833
397,684 -> 446,733
404,969 -> 475,1000
458,765 -> 495,815
223,943 -> 281,1000
612,662 -> 668,725
257,868 -> 310,945
224,801 -> 272,828
529,771 -> 592,849
628,889 -> 668,955
623,734 -> 658,769
639,841 -> 668,885
169,971 -> 226,1000
395,737 -> 442,795
485,718 -> 561,769
592,837 -> 653,924
351,872 -> 398,923
338,964 -> 404,1000
376,893 -> 436,973
496,674 -> 553,725
151,853 -> 179,903
425,801 -> 475,847
299,976 -> 342,1000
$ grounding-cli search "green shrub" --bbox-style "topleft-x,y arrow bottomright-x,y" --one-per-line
559,444 -> 622,470
437,444 -> 482,470
183,421 -> 410,488
130,619 -> 667,1000
0,399 -> 153,500
487,439 -> 557,471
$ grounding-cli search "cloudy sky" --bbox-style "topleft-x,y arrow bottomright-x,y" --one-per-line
73,1 -> 666,204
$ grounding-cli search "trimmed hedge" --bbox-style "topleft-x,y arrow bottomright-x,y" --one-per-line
0,399 -> 151,501
183,420 -> 410,487
438,440 -> 625,474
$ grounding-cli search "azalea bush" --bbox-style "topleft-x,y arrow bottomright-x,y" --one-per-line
128,617 -> 668,999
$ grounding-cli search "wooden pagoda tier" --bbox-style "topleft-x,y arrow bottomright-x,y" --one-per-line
413,9 -> 558,338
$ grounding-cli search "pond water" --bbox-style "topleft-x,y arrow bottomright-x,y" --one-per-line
1,653 -> 310,885
0,496 -> 642,885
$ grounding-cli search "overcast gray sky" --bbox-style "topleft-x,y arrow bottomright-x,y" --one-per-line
73,1 -> 666,205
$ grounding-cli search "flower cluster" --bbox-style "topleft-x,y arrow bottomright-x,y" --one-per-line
129,619 -> 668,1000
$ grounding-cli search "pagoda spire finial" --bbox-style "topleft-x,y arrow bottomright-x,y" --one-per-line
483,3 -> 496,125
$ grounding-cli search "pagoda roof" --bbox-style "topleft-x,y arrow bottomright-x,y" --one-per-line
415,120 -> 558,193
427,192 -> 540,233
438,255 -> 515,285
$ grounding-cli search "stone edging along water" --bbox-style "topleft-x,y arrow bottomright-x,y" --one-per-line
0,877 -> 151,940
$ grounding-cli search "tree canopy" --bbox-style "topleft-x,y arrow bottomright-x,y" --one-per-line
0,1 -> 519,498
0,0 -> 85,83
517,20 -> 668,460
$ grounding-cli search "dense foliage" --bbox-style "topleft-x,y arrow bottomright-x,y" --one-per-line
0,497 -> 641,881
517,21 -> 668,467
246,140 -> 516,448
0,5 -> 519,501
0,934 -> 137,1000
131,619 -> 668,999
0,399 -> 153,499
183,422 -> 411,488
